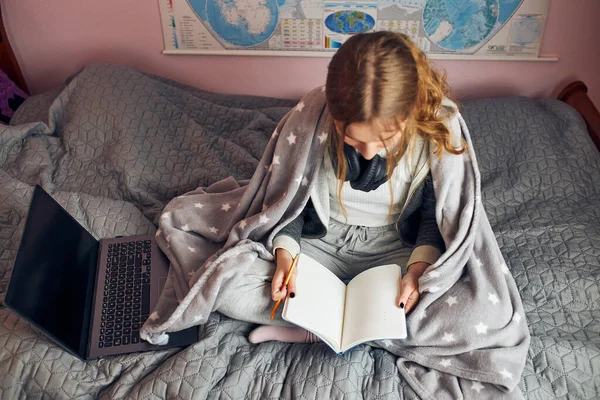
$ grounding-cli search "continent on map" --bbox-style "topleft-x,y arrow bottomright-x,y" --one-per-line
188,0 -> 279,47
218,0 -> 271,34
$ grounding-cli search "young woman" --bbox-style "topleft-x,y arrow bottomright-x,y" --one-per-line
217,31 -> 464,344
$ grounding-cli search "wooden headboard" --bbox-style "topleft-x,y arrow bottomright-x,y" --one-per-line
557,81 -> 600,152
0,3 -> 28,93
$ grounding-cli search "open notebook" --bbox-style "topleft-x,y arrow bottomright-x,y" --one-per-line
282,254 -> 407,354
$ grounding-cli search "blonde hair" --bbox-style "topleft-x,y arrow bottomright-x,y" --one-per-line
325,31 -> 465,218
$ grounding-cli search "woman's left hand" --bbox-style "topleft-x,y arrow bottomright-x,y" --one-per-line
397,262 -> 429,314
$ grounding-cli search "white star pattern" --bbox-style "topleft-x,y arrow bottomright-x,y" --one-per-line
488,292 -> 500,305
188,246 -> 196,253
442,332 -> 455,343
259,215 -> 270,224
301,177 -> 309,186
295,101 -> 305,112
440,359 -> 452,367
428,270 -> 441,278
318,132 -> 328,143
181,224 -> 190,231
193,314 -> 204,323
272,129 -> 279,138
471,381 -> 484,393
474,257 -> 483,268
221,203 -> 231,212
209,226 -> 218,234
474,322 -> 488,334
513,313 -> 522,323
294,175 -> 303,184
194,203 -> 203,209
501,263 -> 510,275
418,310 -> 427,320
499,369 -> 513,380
287,133 -> 297,145
406,366 -> 416,375
149,311 -> 160,321
380,340 -> 393,348
239,220 -> 247,229
445,296 -> 457,306
273,155 -> 280,164
188,271 -> 195,277
161,211 -> 171,221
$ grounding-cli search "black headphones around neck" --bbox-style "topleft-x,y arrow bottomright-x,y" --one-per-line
330,143 -> 389,192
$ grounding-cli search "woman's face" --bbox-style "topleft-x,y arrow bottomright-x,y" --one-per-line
334,119 -> 405,160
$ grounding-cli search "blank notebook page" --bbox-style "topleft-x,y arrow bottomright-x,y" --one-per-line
283,254 -> 347,349
342,264 -> 407,350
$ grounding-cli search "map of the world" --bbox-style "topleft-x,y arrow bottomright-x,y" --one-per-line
159,0 -> 549,58
324,11 -> 376,34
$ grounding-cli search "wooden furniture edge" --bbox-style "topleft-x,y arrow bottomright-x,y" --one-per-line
0,3 -> 29,93
557,81 -> 600,152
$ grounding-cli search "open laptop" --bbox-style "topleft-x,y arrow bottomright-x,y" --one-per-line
4,185 -> 198,360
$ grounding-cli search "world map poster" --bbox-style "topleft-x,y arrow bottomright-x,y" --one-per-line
158,0 -> 550,59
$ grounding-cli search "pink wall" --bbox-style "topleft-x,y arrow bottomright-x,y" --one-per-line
5,0 -> 600,106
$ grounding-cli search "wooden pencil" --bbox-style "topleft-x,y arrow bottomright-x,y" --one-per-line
269,254 -> 299,319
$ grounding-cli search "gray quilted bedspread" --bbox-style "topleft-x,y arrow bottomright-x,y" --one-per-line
1,64 -> 599,399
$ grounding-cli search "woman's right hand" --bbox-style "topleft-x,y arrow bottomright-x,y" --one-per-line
271,249 -> 298,301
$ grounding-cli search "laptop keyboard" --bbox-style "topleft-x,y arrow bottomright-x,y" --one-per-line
98,240 -> 152,348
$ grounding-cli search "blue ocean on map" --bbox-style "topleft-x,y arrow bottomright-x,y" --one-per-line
187,0 -> 280,47
497,0 -> 521,23
324,11 -> 375,34
423,0 -> 523,51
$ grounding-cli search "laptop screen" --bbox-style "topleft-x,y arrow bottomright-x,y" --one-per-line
5,186 -> 98,359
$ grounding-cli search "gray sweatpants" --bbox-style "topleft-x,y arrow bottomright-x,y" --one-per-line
217,219 -> 412,326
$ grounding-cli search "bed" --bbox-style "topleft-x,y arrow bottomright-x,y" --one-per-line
1,11 -> 600,400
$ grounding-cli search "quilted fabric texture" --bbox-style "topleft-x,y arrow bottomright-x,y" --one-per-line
0,64 -> 598,399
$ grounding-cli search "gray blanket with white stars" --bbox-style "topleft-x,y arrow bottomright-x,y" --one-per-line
140,86 -> 530,399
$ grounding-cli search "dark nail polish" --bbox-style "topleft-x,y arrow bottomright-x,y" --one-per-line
400,302 -> 404,309
290,292 -> 295,298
